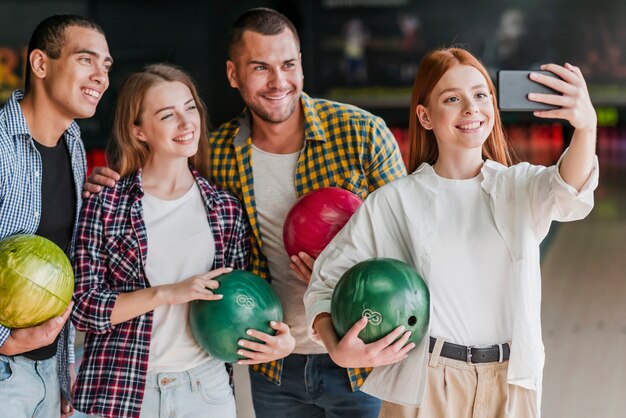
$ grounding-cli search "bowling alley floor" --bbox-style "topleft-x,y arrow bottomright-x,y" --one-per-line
541,157 -> 626,418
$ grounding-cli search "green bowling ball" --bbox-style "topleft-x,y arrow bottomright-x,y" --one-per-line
0,234 -> 74,328
189,270 -> 283,363
331,258 -> 429,345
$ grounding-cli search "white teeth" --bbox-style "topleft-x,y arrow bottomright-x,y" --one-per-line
82,88 -> 100,98
173,133 -> 193,142
458,122 -> 481,130
264,93 -> 288,101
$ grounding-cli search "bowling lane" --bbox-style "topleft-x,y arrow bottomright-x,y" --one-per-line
541,153 -> 626,418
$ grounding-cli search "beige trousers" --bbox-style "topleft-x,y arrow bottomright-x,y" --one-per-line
379,340 -> 537,418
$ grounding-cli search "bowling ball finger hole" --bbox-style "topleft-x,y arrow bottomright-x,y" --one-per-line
408,316 -> 417,326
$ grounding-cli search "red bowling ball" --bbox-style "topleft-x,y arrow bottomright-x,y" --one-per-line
283,187 -> 363,259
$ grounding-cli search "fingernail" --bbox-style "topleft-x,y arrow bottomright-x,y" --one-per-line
528,93 -> 536,100
237,350 -> 244,355
270,321 -> 276,326
238,340 -> 245,346
291,256 -> 297,262
225,267 -> 233,271
246,329 -> 253,336
398,325 -> 405,331
406,331 -> 412,337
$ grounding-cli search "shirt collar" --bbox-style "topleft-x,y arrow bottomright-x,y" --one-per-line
124,166 -> 224,209
5,89 -> 81,142
413,161 -> 505,195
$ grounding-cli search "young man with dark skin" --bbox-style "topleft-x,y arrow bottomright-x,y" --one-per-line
84,8 -> 407,418
0,14 -> 112,417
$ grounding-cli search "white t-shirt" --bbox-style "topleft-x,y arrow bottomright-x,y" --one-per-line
251,144 -> 326,354
142,183 -> 215,373
429,172 -> 514,346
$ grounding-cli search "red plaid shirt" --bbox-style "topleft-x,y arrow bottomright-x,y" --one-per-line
71,168 -> 250,418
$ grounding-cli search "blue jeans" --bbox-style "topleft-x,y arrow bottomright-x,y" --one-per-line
139,358 -> 236,418
249,353 -> 381,418
0,355 -> 60,418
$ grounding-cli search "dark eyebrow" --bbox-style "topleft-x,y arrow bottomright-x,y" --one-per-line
438,84 -> 488,97
154,98 -> 195,115
248,58 -> 297,66
73,48 -> 114,65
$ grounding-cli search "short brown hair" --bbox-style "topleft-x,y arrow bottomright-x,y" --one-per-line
107,63 -> 211,179
228,8 -> 300,60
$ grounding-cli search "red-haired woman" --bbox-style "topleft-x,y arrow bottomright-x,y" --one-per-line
304,48 -> 598,417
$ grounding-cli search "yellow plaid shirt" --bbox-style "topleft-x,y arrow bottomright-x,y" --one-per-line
208,92 -> 406,390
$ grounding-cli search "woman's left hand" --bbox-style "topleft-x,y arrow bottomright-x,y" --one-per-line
529,63 -> 597,131
236,321 -> 296,364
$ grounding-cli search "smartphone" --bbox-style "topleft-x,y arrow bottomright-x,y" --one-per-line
497,70 -> 561,112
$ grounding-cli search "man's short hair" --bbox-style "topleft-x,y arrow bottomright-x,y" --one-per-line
25,14 -> 105,91
228,8 -> 300,60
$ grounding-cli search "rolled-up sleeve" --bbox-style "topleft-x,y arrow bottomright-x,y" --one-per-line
71,194 -> 120,334
528,151 -> 599,238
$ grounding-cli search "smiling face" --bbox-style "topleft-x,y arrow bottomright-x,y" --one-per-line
133,81 -> 201,163
226,29 -> 303,125
416,64 -> 495,158
42,25 -> 112,121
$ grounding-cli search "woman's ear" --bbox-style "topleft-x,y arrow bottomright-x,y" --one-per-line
132,125 -> 146,142
416,105 -> 432,130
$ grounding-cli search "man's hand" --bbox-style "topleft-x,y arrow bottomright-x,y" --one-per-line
289,252 -> 315,283
82,166 -> 120,198
236,321 -> 296,364
60,363 -> 76,417
61,395 -> 74,417
0,302 -> 73,356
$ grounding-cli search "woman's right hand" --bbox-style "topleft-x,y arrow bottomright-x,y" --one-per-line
327,316 -> 415,368
161,267 -> 233,305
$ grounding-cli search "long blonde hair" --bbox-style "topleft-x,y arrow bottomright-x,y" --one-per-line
408,48 -> 515,172
107,63 -> 210,178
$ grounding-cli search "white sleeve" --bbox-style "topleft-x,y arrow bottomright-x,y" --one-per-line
527,149 -> 599,238
304,190 -> 397,344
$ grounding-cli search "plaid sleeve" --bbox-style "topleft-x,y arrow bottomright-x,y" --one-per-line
71,194 -> 120,334
364,116 -> 407,190
221,194 -> 251,271
0,325 -> 9,347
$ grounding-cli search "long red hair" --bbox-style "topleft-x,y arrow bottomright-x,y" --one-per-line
408,48 -> 515,172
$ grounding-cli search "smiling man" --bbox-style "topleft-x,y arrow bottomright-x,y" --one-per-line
0,14 -> 112,417
209,8 -> 407,418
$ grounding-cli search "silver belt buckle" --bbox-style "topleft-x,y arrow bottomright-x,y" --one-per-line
466,345 -> 474,365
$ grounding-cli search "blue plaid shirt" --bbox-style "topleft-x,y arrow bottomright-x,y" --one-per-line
0,89 -> 86,400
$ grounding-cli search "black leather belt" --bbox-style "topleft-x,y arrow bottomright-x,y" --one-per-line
429,337 -> 510,364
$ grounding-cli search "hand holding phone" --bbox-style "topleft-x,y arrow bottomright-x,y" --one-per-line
497,70 -> 561,112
